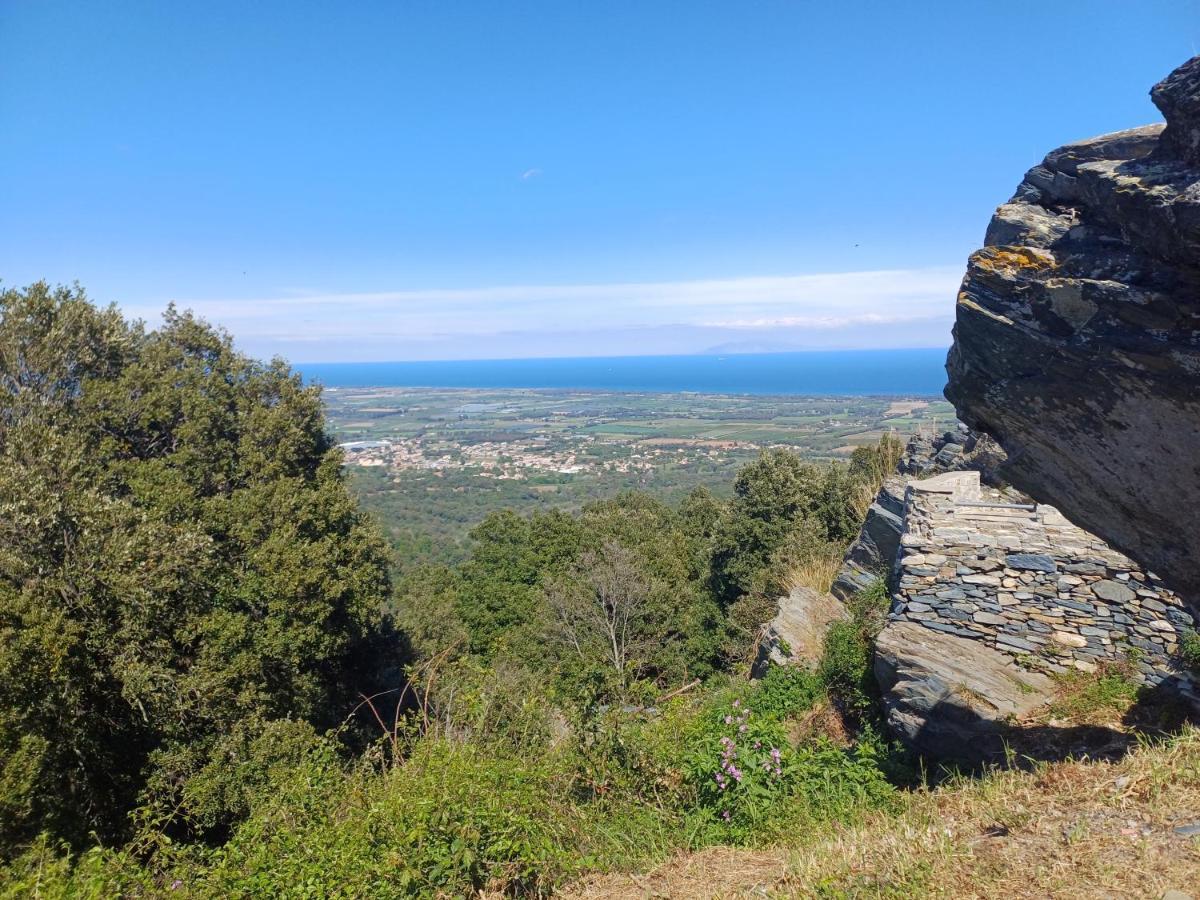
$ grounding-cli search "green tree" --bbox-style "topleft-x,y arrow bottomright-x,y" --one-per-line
455,509 -> 584,657
677,485 -> 725,578
709,450 -> 825,605
0,283 -> 403,852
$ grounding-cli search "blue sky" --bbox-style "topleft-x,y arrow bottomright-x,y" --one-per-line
2,1 -> 1196,361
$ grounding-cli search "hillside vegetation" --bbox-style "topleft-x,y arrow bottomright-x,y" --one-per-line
2,284 -> 1197,898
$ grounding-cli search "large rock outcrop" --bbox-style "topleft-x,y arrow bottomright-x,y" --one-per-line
945,56 -> 1200,610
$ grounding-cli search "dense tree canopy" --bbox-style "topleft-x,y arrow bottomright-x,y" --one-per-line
0,283 -> 402,851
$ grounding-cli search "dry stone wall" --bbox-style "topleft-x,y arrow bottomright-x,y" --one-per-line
891,470 -> 1197,694
831,427 -> 1008,603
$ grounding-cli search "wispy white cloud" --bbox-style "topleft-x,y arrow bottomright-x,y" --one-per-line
122,266 -> 961,361
704,312 -> 943,330
520,168 -> 542,180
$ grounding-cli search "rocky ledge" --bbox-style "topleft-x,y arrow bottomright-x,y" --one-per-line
944,55 -> 1200,610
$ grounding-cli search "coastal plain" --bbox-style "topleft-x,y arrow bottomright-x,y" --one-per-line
323,387 -> 955,565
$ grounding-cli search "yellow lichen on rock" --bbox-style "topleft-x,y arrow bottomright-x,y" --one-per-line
971,245 -> 1057,277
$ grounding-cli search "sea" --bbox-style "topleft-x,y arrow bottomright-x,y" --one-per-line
297,347 -> 950,397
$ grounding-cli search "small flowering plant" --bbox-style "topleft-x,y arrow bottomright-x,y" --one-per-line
686,697 -> 793,836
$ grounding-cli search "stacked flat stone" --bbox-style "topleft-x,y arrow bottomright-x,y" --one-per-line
891,471 -> 1196,692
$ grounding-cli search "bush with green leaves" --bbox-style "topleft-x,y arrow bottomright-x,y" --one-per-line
193,738 -> 592,897
749,664 -> 825,719
0,662 -> 897,897
0,283 -> 404,852
1,732 -> 685,898
683,687 -> 895,843
1180,628 -> 1200,675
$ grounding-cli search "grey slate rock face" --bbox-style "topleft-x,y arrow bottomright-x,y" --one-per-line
830,478 -> 906,602
1152,55 -> 1200,164
995,634 -> 1037,652
831,564 -> 880,604
874,622 -> 1054,764
1057,598 -> 1096,614
943,54 -> 1200,615
752,586 -> 848,676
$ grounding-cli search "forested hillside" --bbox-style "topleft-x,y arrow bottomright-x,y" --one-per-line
394,429 -> 900,711
0,285 -> 912,895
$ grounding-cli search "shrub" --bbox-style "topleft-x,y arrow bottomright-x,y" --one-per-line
182,739 -> 593,897
418,655 -> 557,753
684,692 -> 895,844
1180,628 -> 1200,675
819,579 -> 890,723
751,665 -> 825,720
788,739 -> 896,820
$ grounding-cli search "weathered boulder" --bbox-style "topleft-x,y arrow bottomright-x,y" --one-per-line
874,621 -> 1055,764
753,585 -> 847,674
945,56 -> 1200,610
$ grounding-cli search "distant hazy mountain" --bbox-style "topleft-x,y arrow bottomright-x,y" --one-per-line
702,340 -> 805,355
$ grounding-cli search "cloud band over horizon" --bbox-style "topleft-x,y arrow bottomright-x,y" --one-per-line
121,266 -> 962,362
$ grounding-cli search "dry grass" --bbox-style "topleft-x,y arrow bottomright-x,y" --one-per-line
787,699 -> 853,749
559,727 -> 1200,899
563,847 -> 789,900
785,547 -> 845,594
